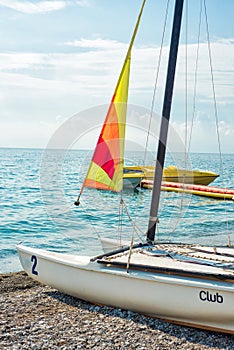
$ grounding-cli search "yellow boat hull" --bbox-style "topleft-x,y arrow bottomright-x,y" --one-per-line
124,165 -> 219,186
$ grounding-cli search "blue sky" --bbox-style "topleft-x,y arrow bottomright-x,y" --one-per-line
0,0 -> 233,153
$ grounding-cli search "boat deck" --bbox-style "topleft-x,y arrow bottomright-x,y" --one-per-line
97,243 -> 234,282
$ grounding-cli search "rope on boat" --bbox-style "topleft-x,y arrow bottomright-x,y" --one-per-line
117,195 -> 124,244
120,198 -> 145,243
126,236 -> 135,273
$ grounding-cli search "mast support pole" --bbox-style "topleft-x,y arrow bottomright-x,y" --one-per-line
147,0 -> 184,243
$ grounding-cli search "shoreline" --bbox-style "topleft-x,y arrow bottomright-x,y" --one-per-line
1,271 -> 233,349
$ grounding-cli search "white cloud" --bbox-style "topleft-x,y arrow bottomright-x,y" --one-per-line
65,38 -> 127,50
75,0 -> 90,7
170,116 -> 234,155
0,0 -> 67,14
0,38 -> 233,102
0,38 -> 233,151
219,120 -> 234,137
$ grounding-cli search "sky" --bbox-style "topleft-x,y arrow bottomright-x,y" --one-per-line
0,0 -> 233,153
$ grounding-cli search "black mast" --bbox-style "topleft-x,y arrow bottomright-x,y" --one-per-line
147,0 -> 184,242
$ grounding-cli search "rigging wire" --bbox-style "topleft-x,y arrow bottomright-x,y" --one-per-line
188,0 -> 202,154
167,0 -> 189,242
179,0 -> 189,213
203,0 -> 223,174
75,200 -> 100,238
184,0 -> 188,162
120,197 -> 145,243
203,0 -> 230,241
135,0 -> 171,243
143,0 -> 170,164
78,191 -> 145,247
118,194 -> 124,243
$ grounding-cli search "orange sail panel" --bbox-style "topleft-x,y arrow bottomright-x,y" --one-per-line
82,57 -> 131,192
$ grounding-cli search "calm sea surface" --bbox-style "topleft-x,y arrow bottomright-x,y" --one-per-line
0,147 -> 234,273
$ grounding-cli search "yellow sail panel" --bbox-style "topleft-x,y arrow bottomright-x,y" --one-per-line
83,160 -> 122,191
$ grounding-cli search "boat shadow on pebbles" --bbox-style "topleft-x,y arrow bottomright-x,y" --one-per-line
1,271 -> 234,349
46,288 -> 234,348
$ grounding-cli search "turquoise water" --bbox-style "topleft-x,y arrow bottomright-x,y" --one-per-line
0,147 -> 234,273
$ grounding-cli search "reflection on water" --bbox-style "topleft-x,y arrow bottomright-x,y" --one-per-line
0,148 -> 233,273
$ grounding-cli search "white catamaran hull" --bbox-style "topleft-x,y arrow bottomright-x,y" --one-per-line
17,244 -> 234,334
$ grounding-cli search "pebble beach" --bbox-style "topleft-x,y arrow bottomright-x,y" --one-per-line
1,271 -> 234,349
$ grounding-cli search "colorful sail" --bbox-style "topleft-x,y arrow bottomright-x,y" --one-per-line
78,0 -> 146,196
82,60 -> 130,192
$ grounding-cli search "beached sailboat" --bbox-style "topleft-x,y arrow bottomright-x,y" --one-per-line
17,0 -> 234,334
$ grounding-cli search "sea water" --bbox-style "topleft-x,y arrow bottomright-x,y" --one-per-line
0,147 -> 234,273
